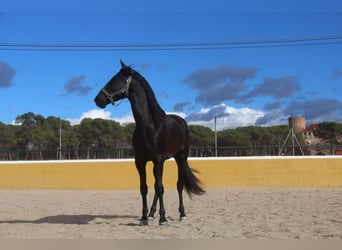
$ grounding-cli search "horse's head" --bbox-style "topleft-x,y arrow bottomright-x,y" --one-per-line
94,60 -> 133,108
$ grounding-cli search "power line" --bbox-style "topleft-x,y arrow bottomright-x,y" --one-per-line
1,41 -> 342,52
1,35 -> 342,52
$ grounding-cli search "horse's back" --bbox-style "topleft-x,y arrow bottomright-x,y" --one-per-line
165,114 -> 189,138
167,114 -> 188,129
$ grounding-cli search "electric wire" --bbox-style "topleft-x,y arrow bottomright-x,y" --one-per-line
1,35 -> 342,52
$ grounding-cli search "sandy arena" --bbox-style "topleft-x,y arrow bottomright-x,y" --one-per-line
0,188 -> 342,239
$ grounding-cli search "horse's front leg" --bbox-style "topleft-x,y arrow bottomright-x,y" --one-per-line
153,159 -> 167,225
135,159 -> 148,225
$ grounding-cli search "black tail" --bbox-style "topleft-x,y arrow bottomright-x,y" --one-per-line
184,162 -> 205,198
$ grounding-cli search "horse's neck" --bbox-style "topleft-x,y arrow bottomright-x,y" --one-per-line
129,81 -> 165,130
130,96 -> 155,129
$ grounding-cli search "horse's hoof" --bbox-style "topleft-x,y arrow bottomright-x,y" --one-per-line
180,216 -> 187,221
140,220 -> 149,226
159,221 -> 169,226
148,216 -> 154,221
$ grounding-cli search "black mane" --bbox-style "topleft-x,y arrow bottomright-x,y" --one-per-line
130,68 -> 166,125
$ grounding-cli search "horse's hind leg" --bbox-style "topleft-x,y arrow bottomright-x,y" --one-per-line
175,153 -> 187,220
148,192 -> 158,219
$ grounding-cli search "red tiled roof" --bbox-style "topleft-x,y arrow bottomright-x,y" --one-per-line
304,124 -> 319,132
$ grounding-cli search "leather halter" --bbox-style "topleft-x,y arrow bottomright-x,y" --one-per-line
101,75 -> 132,105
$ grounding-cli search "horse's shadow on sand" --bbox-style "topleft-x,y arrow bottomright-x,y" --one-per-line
0,214 -> 141,226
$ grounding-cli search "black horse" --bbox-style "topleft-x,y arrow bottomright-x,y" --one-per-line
94,60 -> 204,226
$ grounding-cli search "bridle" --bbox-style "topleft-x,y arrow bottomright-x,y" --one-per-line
101,75 -> 132,105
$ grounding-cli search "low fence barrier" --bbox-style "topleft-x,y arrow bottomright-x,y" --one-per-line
1,144 -> 342,161
0,156 -> 342,189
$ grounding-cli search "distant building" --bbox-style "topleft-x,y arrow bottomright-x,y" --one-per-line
304,124 -> 319,138
288,116 -> 306,134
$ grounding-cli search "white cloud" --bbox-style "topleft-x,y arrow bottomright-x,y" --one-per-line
67,109 -> 185,126
187,104 -> 265,130
255,109 -> 287,127
67,109 -> 114,125
67,109 -> 136,126
111,113 -> 135,125
68,105 -> 273,131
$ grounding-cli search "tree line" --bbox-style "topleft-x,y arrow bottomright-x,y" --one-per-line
0,112 -> 341,160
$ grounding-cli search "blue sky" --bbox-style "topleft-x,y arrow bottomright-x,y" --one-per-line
1,1 -> 342,130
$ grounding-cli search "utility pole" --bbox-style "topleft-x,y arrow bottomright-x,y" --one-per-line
59,117 -> 62,160
214,115 -> 218,157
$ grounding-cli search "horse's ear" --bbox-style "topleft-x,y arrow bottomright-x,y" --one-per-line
120,60 -> 127,69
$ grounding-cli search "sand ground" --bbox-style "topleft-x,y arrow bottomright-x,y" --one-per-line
0,188 -> 341,239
